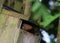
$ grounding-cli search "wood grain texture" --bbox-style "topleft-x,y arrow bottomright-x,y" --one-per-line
24,0 -> 31,19
0,0 -> 5,13
57,19 -> 60,43
0,11 -> 40,43
0,14 -> 20,43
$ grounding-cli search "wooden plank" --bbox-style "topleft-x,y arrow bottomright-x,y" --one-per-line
57,18 -> 60,43
24,0 -> 31,20
2,8 -> 31,20
2,9 -> 25,19
7,0 -> 12,6
0,14 -> 20,43
0,0 -> 5,13
14,0 -> 23,13
2,0 -> 31,20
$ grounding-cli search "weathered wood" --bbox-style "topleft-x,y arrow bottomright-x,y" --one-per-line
0,14 -> 20,43
2,0 -> 31,20
0,0 -> 5,13
7,0 -> 13,6
2,8 -> 31,20
57,19 -> 60,43
14,0 -> 24,13
24,0 -> 31,20
2,9 -> 23,18
0,0 -> 40,43
2,9 -> 29,20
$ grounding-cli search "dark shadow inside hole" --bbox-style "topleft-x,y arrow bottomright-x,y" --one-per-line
20,19 -> 40,34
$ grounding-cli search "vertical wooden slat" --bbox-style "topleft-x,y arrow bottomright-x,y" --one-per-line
57,18 -> 60,43
57,0 -> 60,42
0,0 -> 5,13
24,0 -> 31,20
14,0 -> 23,13
7,0 -> 14,7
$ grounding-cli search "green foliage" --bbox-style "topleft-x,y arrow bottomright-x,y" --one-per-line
51,39 -> 56,43
31,0 -> 60,27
